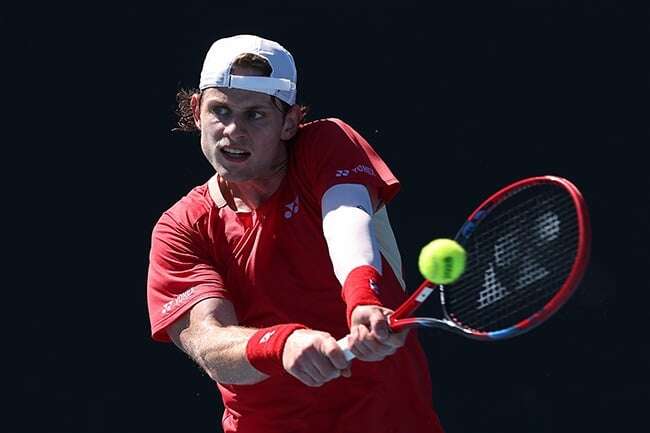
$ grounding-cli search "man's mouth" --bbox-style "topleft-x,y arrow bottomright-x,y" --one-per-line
220,147 -> 251,162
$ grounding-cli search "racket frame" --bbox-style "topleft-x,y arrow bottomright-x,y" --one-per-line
388,175 -> 591,341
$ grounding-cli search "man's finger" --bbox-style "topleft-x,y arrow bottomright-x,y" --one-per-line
292,366 -> 322,387
308,350 -> 341,382
350,325 -> 390,360
369,310 -> 390,341
323,338 -> 351,370
349,325 -> 373,358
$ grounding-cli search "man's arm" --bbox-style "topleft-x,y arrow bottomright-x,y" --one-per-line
167,297 -> 351,387
322,183 -> 408,361
167,298 -> 263,384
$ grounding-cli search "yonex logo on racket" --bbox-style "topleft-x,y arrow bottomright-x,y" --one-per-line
477,264 -> 509,309
477,209 -> 560,310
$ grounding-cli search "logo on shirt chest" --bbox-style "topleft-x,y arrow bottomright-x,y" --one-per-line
284,195 -> 300,219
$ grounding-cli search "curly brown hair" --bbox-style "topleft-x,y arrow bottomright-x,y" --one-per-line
173,53 -> 308,133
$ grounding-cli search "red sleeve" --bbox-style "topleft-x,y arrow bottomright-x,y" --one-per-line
295,118 -> 400,208
147,211 -> 230,342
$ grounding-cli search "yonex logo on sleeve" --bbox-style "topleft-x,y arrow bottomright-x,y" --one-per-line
352,164 -> 375,176
336,166 -> 375,177
161,287 -> 195,315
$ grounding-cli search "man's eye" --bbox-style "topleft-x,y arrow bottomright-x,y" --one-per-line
212,106 -> 230,116
248,111 -> 264,120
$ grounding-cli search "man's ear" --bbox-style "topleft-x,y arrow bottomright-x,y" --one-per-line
280,105 -> 302,140
190,93 -> 202,130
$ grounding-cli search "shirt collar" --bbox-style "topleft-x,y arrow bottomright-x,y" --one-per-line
207,175 -> 228,208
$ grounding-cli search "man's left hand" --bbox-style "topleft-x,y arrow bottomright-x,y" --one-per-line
347,305 -> 409,362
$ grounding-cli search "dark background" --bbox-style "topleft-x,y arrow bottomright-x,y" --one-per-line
7,2 -> 648,433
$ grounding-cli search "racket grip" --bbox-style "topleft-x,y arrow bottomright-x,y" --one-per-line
336,335 -> 356,361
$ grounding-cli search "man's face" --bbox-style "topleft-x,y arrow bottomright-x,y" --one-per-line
193,68 -> 297,184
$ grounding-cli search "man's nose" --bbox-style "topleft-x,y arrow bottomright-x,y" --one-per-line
223,116 -> 248,138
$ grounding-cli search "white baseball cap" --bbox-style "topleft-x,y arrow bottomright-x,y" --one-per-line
199,34 -> 297,105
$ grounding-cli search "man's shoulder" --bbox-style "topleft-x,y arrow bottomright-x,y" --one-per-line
292,117 -> 366,156
297,117 -> 357,139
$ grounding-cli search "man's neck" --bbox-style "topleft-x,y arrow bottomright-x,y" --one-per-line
219,170 -> 286,212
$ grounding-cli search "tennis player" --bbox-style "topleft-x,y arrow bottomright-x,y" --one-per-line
147,34 -> 444,433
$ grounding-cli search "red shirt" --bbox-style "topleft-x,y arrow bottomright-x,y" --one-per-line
147,118 -> 444,433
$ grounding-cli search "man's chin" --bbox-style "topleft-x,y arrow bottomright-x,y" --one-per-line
215,168 -> 250,183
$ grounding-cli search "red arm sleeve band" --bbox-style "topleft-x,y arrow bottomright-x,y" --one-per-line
245,324 -> 308,376
341,265 -> 383,327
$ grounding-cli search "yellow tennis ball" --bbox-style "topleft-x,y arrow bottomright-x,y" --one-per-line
418,239 -> 467,284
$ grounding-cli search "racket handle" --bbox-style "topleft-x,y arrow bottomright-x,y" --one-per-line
336,335 -> 356,361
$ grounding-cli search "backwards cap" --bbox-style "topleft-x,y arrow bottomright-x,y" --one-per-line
199,34 -> 297,105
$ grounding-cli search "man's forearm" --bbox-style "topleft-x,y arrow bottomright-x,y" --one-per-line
179,323 -> 268,385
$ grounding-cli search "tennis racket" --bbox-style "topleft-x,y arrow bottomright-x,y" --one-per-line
337,175 -> 591,360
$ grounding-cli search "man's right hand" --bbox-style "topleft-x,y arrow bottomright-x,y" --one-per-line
282,329 -> 352,387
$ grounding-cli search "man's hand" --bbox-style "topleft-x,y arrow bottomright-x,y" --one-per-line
347,305 -> 409,362
282,329 -> 352,387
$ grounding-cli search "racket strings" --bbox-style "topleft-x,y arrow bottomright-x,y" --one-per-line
447,238 -> 578,314
450,257 -> 573,331
470,192 -> 575,241
448,223 -> 579,307
456,219 -> 577,328
447,258 -> 574,331
444,186 -> 579,332
467,274 -> 570,330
